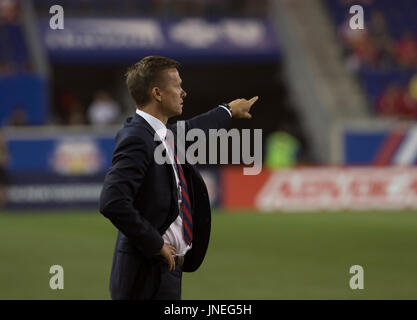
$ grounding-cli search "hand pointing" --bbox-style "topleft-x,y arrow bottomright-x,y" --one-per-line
228,96 -> 259,119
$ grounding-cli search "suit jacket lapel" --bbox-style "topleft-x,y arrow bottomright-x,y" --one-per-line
132,113 -> 179,210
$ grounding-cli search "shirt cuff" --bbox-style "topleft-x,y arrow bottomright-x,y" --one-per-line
218,105 -> 232,118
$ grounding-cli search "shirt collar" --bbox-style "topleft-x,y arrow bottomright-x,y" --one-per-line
136,109 -> 167,141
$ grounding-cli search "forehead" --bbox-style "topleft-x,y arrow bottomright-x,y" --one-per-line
163,68 -> 181,83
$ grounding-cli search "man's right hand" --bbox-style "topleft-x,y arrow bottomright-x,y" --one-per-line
228,96 -> 259,119
159,243 -> 177,272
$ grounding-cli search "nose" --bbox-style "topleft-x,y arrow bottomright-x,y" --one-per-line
182,89 -> 187,98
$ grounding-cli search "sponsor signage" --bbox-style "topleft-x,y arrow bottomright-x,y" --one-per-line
6,173 -> 104,209
6,169 -> 219,209
4,130 -> 220,209
4,130 -> 114,208
5,133 -> 115,174
40,17 -> 280,63
223,166 -> 417,212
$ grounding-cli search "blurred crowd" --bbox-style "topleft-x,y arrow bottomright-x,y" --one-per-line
376,74 -> 417,118
56,90 -> 121,126
0,0 -> 19,23
2,89 -> 122,127
1,0 -> 267,128
328,0 -> 417,119
339,10 -> 417,71
0,0 -> 31,75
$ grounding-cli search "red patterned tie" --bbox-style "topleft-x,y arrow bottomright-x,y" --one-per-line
168,139 -> 193,246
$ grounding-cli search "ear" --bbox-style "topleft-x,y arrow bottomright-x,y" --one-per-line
151,86 -> 162,103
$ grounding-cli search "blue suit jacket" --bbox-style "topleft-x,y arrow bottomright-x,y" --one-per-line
99,107 -> 231,299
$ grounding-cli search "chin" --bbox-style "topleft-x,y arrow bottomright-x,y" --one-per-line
169,110 -> 182,118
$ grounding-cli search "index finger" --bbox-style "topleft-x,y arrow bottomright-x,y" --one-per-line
169,256 -> 175,272
248,96 -> 259,105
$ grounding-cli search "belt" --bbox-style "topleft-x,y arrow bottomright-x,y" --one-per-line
175,255 -> 184,267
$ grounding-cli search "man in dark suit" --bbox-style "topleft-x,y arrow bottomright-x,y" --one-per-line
99,56 -> 258,300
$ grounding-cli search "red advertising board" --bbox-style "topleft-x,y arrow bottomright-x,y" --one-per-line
222,166 -> 417,211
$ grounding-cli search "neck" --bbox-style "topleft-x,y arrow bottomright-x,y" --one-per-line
137,104 -> 168,125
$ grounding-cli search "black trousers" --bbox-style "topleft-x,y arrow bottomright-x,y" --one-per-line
153,263 -> 183,300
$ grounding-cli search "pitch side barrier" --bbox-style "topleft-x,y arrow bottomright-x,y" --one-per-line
220,119 -> 417,212
1,125 -> 221,210
222,166 -> 417,212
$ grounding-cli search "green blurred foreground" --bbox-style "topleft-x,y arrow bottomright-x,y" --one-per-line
0,210 -> 416,299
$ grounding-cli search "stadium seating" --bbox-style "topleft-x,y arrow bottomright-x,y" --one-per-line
33,0 -> 267,17
0,12 -> 30,73
0,1 -> 47,125
324,0 -> 417,117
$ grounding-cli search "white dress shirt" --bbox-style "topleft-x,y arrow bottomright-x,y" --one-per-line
136,109 -> 191,256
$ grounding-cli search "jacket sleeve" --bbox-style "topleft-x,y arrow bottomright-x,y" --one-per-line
168,106 -> 232,137
184,106 -> 232,134
99,135 -> 164,258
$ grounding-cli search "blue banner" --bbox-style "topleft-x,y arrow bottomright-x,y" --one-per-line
4,128 -> 221,209
40,17 -> 280,63
0,75 -> 48,125
343,126 -> 417,165
6,134 -> 115,174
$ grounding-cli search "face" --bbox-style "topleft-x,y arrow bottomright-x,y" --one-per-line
158,68 -> 187,118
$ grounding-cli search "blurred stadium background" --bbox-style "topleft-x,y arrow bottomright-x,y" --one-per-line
1,0 -> 417,299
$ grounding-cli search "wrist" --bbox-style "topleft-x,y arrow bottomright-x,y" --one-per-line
220,103 -> 233,117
